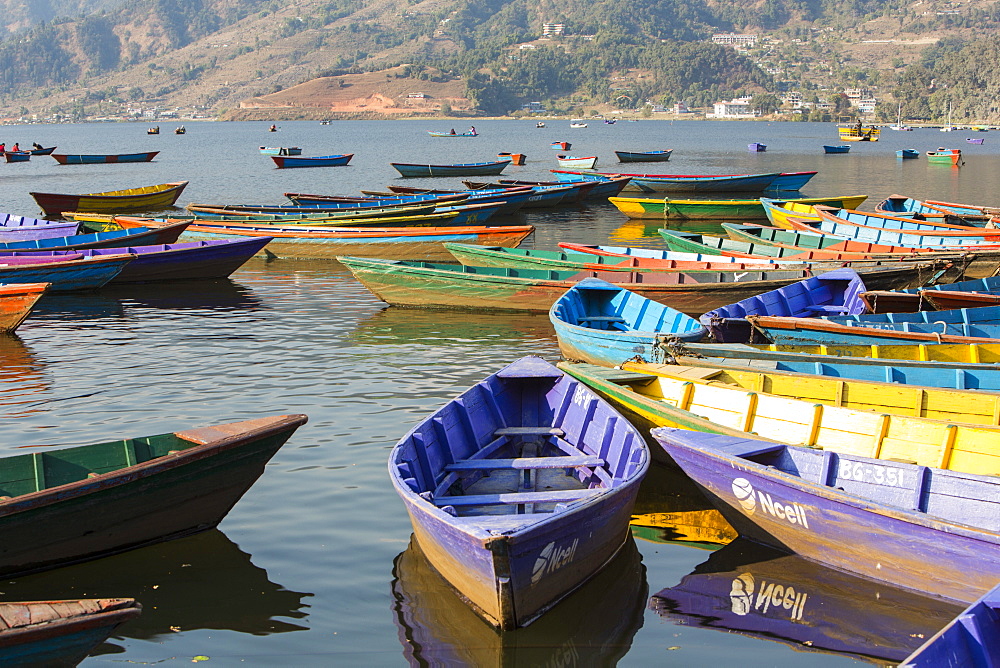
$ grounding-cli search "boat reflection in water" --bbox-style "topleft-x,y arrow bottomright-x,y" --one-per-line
391,535 -> 646,666
350,306 -> 557,347
630,464 -> 737,549
0,334 -> 48,418
0,529 -> 311,646
650,538 -> 965,664
104,278 -> 264,312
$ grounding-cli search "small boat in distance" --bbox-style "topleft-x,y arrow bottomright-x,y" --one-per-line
428,128 -> 478,137
271,153 -> 353,168
259,146 -> 302,156
926,148 -> 963,165
614,150 -> 672,163
497,151 -> 526,165
838,125 -> 880,141
51,151 -> 159,164
3,151 -> 29,163
570,120 -> 588,128
897,149 -> 920,159
147,126 -> 159,134
748,142 -> 767,152
28,145 -> 56,155
391,160 -> 511,177
550,141 -> 571,150
536,121 -> 546,128
556,154 -> 598,169
175,126 -> 186,134
823,145 -> 850,154
967,137 -> 986,144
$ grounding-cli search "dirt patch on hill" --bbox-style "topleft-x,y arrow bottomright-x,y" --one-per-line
223,65 -> 473,121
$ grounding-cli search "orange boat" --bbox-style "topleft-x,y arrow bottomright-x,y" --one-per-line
0,283 -> 50,333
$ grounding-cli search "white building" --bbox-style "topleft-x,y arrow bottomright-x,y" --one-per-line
711,98 -> 757,118
542,23 -> 565,36
712,33 -> 758,47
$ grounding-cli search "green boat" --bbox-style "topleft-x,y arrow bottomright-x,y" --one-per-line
0,414 -> 307,578
609,194 -> 868,220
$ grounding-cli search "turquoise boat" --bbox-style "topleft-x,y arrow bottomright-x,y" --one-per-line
549,278 -> 706,367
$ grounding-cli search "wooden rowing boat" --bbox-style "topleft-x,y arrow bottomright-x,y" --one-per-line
609,194 -> 867,220
0,283 -> 49,332
391,160 -> 510,177
698,268 -> 870,343
29,181 -> 189,217
549,279 -> 707,365
271,153 -> 353,168
900,581 -> 1000,666
0,221 -> 190,252
614,150 -> 672,162
745,314 -> 1000,346
0,414 -> 306,578
651,427 -> 999,605
875,194 -> 1000,225
337,257 -> 863,316
677,341 -> 1000,368
389,356 -> 649,629
0,598 -> 141,666
0,214 -> 78,242
563,360 -> 1000,475
51,151 -> 159,165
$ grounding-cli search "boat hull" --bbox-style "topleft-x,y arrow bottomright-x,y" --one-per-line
0,256 -> 131,292
30,181 -> 189,217
0,283 -> 49,332
271,154 -> 353,168
615,150 -> 672,162
391,161 -> 510,177
51,152 -> 159,165
0,415 -> 306,578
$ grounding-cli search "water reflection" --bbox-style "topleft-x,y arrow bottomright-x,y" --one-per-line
649,538 -> 964,664
106,278 -> 264,312
391,536 -> 646,667
0,529 -> 311,641
0,335 -> 48,418
350,306 -> 557,346
631,463 -> 738,548
30,291 -> 126,321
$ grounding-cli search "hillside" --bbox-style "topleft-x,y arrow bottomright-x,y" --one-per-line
0,0 -> 998,123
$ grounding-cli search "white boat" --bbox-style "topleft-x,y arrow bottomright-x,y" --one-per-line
941,101 -> 955,132
570,120 -> 588,128
889,103 -> 912,131
556,154 -> 598,169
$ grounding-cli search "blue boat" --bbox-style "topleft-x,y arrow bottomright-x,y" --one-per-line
649,427 -> 1000,604
800,209 -> 999,248
651,539 -> 966,664
901,581 -> 1000,667
0,237 -> 274,284
875,194 -> 997,224
389,355 -> 649,629
823,145 -> 851,154
0,221 -> 190,252
0,253 -> 134,292
698,268 -> 870,343
549,278 -> 707,367
897,149 -> 920,159
748,142 -> 767,152
391,160 -> 511,177
271,153 -> 353,168
52,152 -> 158,164
744,315 -> 1000,346
4,151 -> 30,163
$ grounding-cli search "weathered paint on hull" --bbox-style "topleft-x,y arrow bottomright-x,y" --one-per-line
179,227 -> 533,261
663,437 -> 999,604
0,283 -> 49,332
0,256 -> 131,292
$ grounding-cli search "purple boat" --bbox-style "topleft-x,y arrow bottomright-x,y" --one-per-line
650,427 -> 1000,605
0,213 -> 79,242
0,221 -> 190,252
0,238 -> 273,284
651,538 -> 966,663
901,581 -> 1000,666
389,356 -> 649,629
698,268 -> 869,343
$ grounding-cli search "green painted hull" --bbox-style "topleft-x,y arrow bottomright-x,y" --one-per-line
0,415 -> 307,578
721,224 -> 848,251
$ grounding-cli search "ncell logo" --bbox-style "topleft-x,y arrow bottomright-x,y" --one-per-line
531,539 -> 579,584
731,477 -> 809,528
729,572 -> 808,620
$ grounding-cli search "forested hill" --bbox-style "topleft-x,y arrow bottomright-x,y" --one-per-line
1,0 -> 999,122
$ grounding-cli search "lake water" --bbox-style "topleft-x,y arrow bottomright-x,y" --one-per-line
0,119 -> 985,666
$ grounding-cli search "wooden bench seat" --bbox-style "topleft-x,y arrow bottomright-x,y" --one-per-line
445,455 -> 605,471
494,427 -> 565,437
433,489 -> 600,507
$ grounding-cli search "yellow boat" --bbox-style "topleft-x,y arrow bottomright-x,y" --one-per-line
761,342 -> 1000,364
644,361 -> 1000,426
838,126 -> 880,142
558,361 -> 1000,475
609,195 -> 867,220
29,181 -> 189,217
759,198 -> 823,229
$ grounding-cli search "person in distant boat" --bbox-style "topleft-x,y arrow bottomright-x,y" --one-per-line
449,128 -> 456,134
10,143 -> 18,152
469,126 -> 476,135
0,143 -> 5,154
270,124 -> 277,132
32,143 -> 42,151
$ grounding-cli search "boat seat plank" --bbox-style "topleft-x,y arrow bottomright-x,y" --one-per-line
494,427 -> 565,437
433,489 -> 600,506
445,455 -> 605,471
577,316 -> 627,323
